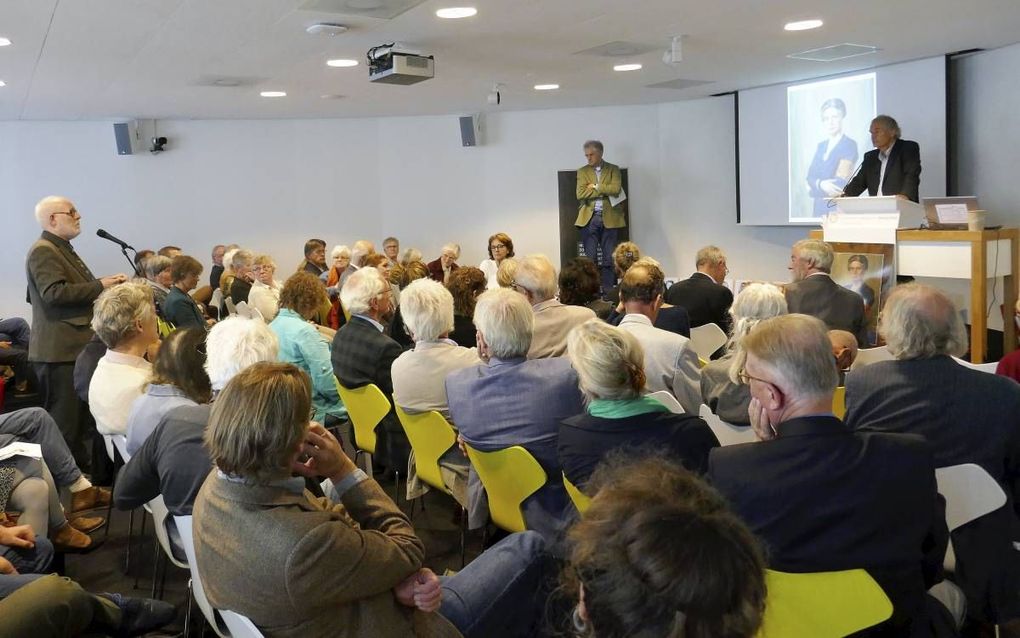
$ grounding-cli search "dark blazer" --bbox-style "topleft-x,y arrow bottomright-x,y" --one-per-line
426,258 -> 459,283
558,410 -> 719,489
784,274 -> 866,346
664,272 -> 733,334
25,231 -> 104,362
843,139 -> 922,203
708,416 -> 948,637
228,277 -> 251,306
163,286 -> 206,330
208,264 -> 224,291
449,314 -> 477,348
330,316 -> 407,467
846,356 -> 1020,621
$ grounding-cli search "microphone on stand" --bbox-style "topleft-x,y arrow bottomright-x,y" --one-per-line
96,229 -> 141,276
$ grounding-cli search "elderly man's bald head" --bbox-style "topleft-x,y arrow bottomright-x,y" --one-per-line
34,195 -> 81,240
828,330 -> 858,371
880,283 -> 968,360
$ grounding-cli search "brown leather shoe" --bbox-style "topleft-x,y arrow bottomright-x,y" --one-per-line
70,486 -> 111,513
52,523 -> 102,554
68,515 -> 106,533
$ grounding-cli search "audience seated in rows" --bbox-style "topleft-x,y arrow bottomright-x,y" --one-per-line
193,363 -> 551,638
664,245 -> 734,335
363,252 -> 402,306
427,243 -> 461,284
89,282 -> 159,436
249,253 -> 283,321
495,256 -> 518,289
700,282 -> 787,425
514,254 -> 596,359
559,257 -> 614,321
390,278 -> 480,507
125,328 -> 211,455
479,232 -> 514,290
565,455 -> 767,637
558,319 -> 718,489
114,317 -> 279,518
446,287 -> 581,537
846,283 -> 1020,623
330,267 -> 410,474
616,260 -> 701,413
227,249 -> 255,306
299,238 -> 327,277
388,259 -> 430,349
605,252 -> 692,338
446,267 -> 486,348
785,238 -> 867,346
208,244 -> 225,290
382,236 -> 400,268
141,255 -> 172,312
162,255 -> 207,330
708,313 -> 961,636
325,244 -> 352,296
270,273 -> 347,425
350,239 -> 375,269
603,240 -> 640,305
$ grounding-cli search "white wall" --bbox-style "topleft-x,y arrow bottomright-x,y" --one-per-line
0,99 -> 803,320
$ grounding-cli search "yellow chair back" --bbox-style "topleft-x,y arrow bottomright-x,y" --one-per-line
394,406 -> 457,493
562,473 -> 591,514
463,443 -> 547,533
333,378 -> 389,455
832,386 -> 846,419
758,568 -> 892,638
157,316 -> 176,339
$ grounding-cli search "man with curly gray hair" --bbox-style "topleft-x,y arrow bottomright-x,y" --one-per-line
846,282 -> 1020,624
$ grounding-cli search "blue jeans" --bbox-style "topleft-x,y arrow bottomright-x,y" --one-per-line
0,536 -> 54,598
579,213 -> 619,294
0,408 -> 84,488
0,318 -> 30,348
439,531 -> 553,638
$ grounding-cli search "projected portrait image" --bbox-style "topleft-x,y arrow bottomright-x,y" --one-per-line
788,73 -> 876,222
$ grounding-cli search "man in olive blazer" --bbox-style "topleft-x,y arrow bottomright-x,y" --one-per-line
576,140 -> 625,293
25,196 -> 125,469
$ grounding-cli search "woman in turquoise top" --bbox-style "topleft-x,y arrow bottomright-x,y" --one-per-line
269,272 -> 347,425
558,320 -> 718,488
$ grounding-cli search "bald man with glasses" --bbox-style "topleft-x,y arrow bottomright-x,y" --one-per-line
26,196 -> 127,471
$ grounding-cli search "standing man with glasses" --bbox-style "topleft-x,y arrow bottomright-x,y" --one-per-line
575,140 -> 624,295
26,196 -> 127,471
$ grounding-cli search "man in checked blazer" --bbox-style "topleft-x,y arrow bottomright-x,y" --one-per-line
26,196 -> 127,470
576,140 -> 625,294
330,267 -> 409,473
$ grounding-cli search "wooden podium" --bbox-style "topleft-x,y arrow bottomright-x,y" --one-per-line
810,227 -> 1018,363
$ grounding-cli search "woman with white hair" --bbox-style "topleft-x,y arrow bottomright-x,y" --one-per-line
700,283 -> 788,425
247,254 -> 283,321
88,282 -> 160,436
559,320 -> 718,489
427,243 -> 461,284
390,279 -> 480,506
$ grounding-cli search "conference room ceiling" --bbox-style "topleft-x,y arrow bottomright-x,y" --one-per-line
0,0 -> 1018,120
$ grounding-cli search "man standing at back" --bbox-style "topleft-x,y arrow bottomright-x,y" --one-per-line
784,239 -> 866,347
575,140 -> 624,295
664,245 -> 733,333
709,314 -> 960,636
846,283 -> 1020,625
26,196 -> 127,470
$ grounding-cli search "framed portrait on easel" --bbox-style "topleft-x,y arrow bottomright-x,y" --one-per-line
828,242 -> 895,346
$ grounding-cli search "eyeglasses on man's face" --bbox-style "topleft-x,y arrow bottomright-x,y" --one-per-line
737,368 -> 771,386
53,208 -> 80,220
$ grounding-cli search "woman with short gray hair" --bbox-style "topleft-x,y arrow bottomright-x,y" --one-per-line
391,279 -> 480,507
559,319 -> 718,489
700,283 -> 788,425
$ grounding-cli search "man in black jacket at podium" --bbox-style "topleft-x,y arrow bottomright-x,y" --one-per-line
842,114 -> 922,202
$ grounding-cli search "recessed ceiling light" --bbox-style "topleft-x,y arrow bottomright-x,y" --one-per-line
0,37 -> 11,47
784,19 -> 824,31
327,59 -> 359,68
436,7 -> 477,19
613,63 -> 642,72
260,91 -> 287,98
320,94 -> 346,100
534,84 -> 559,91
0,80 -> 6,87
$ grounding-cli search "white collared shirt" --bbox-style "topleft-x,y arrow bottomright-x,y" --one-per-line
877,139 -> 897,195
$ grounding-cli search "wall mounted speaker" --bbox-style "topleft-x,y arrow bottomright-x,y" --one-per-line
459,115 -> 479,147
113,121 -> 137,155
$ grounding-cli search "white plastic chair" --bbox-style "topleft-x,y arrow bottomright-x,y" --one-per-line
111,434 -> 131,463
699,404 -> 757,446
849,346 -> 895,371
147,495 -> 188,607
934,463 -> 1007,572
952,357 -> 999,374
689,323 -> 728,361
209,288 -> 224,320
224,297 -> 238,316
174,515 -> 230,637
646,390 -> 685,414
221,610 -> 265,638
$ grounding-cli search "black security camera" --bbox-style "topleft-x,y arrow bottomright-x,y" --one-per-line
150,136 -> 168,154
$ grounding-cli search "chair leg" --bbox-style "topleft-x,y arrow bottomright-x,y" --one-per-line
459,506 -> 467,568
104,470 -> 116,540
150,538 -> 162,599
183,579 -> 193,638
394,470 -> 401,504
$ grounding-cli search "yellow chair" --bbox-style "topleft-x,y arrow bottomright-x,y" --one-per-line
832,386 -> 846,419
758,569 -> 892,638
698,356 -> 709,368
333,378 -> 390,457
562,473 -> 591,514
156,316 -> 176,339
463,443 -> 547,533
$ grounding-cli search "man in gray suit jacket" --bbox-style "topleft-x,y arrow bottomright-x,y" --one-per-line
784,239 -> 866,347
513,254 -> 595,359
26,196 -> 126,469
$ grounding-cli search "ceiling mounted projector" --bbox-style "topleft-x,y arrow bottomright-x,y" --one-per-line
367,43 -> 435,85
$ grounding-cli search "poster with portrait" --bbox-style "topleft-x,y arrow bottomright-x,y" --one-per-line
788,73 -> 876,222
830,244 -> 895,346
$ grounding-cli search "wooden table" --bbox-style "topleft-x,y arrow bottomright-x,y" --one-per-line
810,228 -> 1018,362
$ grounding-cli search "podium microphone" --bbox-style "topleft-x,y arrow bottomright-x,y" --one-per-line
96,229 -> 141,276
